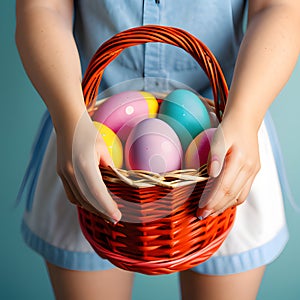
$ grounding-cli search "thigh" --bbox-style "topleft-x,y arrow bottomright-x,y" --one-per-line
179,266 -> 265,300
46,261 -> 135,300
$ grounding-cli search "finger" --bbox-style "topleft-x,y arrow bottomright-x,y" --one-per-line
210,177 -> 254,217
59,166 -> 93,209
235,176 -> 255,204
61,166 -> 120,220
209,198 -> 239,218
64,172 -> 101,213
74,156 -> 121,222
72,111 -> 121,221
59,174 -> 79,205
198,147 -> 253,219
95,132 -> 115,168
199,147 -> 242,209
207,126 -> 227,178
57,161 -> 83,206
207,163 -> 256,213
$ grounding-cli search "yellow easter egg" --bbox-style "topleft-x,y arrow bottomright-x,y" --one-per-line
93,121 -> 123,168
139,91 -> 159,117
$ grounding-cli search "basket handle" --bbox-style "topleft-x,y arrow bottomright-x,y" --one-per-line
82,25 -> 228,122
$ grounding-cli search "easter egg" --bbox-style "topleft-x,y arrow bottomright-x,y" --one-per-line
185,128 -> 217,169
93,121 -> 123,168
92,91 -> 158,141
125,118 -> 183,174
209,111 -> 220,128
158,89 -> 211,150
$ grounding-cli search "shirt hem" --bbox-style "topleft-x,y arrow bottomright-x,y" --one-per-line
22,219 -> 288,274
21,220 -> 115,271
191,225 -> 289,275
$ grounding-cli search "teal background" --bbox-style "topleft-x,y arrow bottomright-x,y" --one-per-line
1,2 -> 299,299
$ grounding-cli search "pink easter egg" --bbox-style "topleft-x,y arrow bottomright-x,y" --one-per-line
92,91 -> 158,141
185,128 -> 217,169
125,118 -> 183,174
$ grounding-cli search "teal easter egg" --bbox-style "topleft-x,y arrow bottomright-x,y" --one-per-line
158,89 -> 211,150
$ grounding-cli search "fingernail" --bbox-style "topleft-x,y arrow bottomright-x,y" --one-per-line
197,208 -> 213,220
209,159 -> 220,177
112,210 -> 122,223
108,161 -> 115,168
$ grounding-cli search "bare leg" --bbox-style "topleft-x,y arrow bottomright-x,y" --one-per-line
180,266 -> 265,300
46,261 -> 134,300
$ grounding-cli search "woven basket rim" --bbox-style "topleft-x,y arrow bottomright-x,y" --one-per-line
101,165 -> 209,189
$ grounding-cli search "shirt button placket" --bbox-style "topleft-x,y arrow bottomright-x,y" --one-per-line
142,0 -> 167,92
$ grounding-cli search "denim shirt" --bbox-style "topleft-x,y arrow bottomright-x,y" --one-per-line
74,0 -> 246,96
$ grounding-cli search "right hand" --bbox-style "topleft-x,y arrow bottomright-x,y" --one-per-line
197,112 -> 261,219
56,110 -> 122,223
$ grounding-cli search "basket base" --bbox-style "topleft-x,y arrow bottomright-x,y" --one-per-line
78,207 -> 236,275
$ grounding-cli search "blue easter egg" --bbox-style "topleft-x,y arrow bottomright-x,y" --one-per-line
158,89 -> 211,149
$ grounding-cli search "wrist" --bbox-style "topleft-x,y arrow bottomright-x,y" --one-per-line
50,101 -> 88,139
222,98 -> 266,133
222,109 -> 262,136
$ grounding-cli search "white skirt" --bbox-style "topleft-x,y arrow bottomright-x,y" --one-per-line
20,111 -> 288,275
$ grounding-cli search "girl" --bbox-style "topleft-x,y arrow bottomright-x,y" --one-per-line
15,1 -> 300,299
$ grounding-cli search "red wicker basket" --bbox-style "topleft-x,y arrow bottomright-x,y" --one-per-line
77,25 -> 236,275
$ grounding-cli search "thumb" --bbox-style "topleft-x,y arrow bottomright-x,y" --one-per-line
92,124 -> 115,168
97,137 -> 115,168
208,126 -> 227,178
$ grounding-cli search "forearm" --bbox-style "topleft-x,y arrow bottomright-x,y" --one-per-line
15,1 -> 86,136
223,1 -> 300,130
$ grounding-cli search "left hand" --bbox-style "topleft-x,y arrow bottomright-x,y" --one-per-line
197,115 -> 261,219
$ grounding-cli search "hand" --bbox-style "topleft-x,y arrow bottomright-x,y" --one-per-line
197,115 -> 261,219
56,110 -> 122,223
